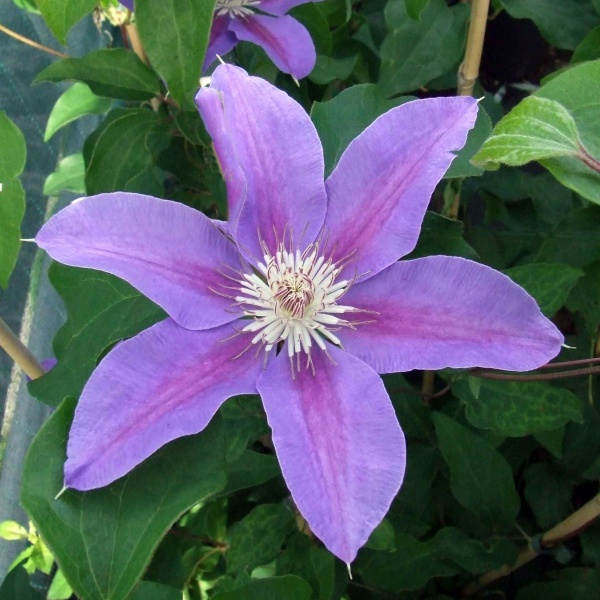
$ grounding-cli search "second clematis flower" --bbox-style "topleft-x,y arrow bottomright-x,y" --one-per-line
36,65 -> 562,564
205,0 -> 321,78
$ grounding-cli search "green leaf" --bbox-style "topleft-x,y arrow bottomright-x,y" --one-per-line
536,60 -> 600,204
452,378 -> 583,437
309,54 -> 357,85
136,0 -> 217,108
359,527 -> 517,592
0,179 -> 25,289
0,193 -> 25,291
379,0 -> 469,95
433,413 -> 519,529
227,504 -> 295,574
504,263 -> 583,316
524,463 -> 573,530
21,398 -> 227,600
211,576 -> 313,600
405,0 -> 430,20
85,109 -> 169,195
311,84 -> 412,175
220,450 -> 280,496
0,521 -> 28,541
35,0 -> 97,45
47,570 -> 73,600
43,153 -> 86,196
405,211 -> 479,261
28,264 -> 164,406
0,111 -> 26,180
34,49 -> 161,101
472,97 -> 583,169
44,83 -> 111,141
444,106 -> 493,179
500,0 -> 600,50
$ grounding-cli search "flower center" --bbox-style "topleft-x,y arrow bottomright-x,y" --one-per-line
234,242 -> 363,366
215,0 -> 261,18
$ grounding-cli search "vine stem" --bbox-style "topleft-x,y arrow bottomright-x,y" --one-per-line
463,492 -> 600,595
469,364 -> 600,382
0,318 -> 45,381
0,22 -> 69,59
577,145 -> 600,175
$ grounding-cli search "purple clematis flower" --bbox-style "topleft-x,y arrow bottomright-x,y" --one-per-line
205,0 -> 320,79
36,65 -> 562,563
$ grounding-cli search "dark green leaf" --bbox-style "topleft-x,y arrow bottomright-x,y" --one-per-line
524,463 -> 573,530
35,49 -> 161,101
136,0 -> 217,108
85,109 -> 169,195
44,83 -> 111,141
366,519 -> 396,551
277,533 -> 345,600
127,581 -> 181,600
452,378 -> 583,436
433,413 -> 519,529
517,568 -> 600,600
566,261 -> 600,333
35,0 -> 97,45
0,565 -> 43,600
28,264 -> 164,406
220,450 -> 280,496
0,179 -> 25,289
500,0 -> 600,50
311,84 -> 412,174
405,211 -> 479,260
572,26 -> 600,63
309,54 -> 357,85
537,207 -> 600,267
227,504 -> 295,574
21,399 -> 227,600
445,106 -> 492,178
359,527 -> 517,592
43,153 -> 86,196
504,263 -> 583,316
0,111 -> 26,180
379,0 -> 469,95
211,576 -> 313,600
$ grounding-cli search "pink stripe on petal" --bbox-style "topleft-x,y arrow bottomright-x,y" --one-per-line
340,257 -> 563,373
36,193 -> 242,330
230,14 -> 317,80
324,97 -> 478,280
196,64 -> 327,264
257,347 -> 406,563
65,319 -> 262,490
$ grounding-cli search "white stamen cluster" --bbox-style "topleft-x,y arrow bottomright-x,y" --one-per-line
215,0 -> 261,18
236,243 -> 360,364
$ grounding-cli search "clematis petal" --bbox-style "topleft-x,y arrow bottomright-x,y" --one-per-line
203,15 -> 238,72
323,97 -> 478,280
65,319 -> 263,490
259,0 -> 327,16
120,0 -> 134,10
339,256 -> 563,373
229,14 -> 316,80
257,346 -> 406,563
36,193 -> 242,330
195,64 -> 327,264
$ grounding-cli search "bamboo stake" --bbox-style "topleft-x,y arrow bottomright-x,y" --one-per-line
464,492 -> 600,595
0,318 -> 45,381
124,23 -> 161,111
457,0 -> 490,97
